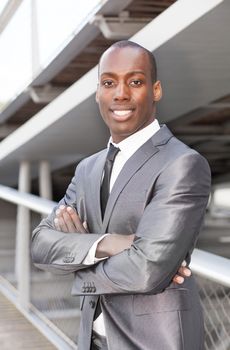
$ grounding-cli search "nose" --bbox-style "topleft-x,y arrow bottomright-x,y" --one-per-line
113,82 -> 130,101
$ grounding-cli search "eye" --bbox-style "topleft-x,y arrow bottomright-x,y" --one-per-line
130,80 -> 143,87
102,80 -> 114,87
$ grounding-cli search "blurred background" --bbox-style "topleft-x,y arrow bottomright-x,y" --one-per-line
0,0 -> 229,349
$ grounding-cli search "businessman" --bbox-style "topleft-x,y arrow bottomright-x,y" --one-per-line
31,41 -> 211,350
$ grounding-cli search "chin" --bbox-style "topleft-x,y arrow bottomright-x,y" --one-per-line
112,130 -> 136,142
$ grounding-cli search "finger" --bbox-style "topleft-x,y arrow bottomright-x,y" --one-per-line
56,206 -> 66,218
59,204 -> 66,211
57,216 -> 68,232
66,207 -> 87,232
83,221 -> 88,232
181,260 -> 187,267
173,275 -> 184,284
62,211 -> 77,232
55,208 -> 61,217
54,218 -> 61,231
66,206 -> 79,224
56,205 -> 69,217
178,266 -> 191,277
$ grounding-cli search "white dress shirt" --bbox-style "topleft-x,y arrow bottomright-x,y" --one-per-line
83,119 -> 160,336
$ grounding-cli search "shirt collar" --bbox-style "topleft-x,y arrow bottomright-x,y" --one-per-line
107,119 -> 160,159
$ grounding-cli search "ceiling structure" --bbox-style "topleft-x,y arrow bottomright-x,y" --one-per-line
0,0 -> 175,127
0,0 -> 229,188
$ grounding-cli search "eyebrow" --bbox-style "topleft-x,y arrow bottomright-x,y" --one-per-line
100,70 -> 146,78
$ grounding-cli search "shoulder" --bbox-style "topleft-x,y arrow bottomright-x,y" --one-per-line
157,125 -> 210,170
151,125 -> 211,189
73,149 -> 106,175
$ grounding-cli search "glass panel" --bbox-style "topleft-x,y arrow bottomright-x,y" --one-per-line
0,0 -> 31,109
0,0 -> 102,109
36,0 -> 102,67
0,0 -> 9,15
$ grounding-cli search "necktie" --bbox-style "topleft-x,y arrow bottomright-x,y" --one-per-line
100,143 -> 120,218
95,144 -> 119,322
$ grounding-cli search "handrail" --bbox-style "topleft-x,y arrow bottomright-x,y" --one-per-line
0,184 -> 230,287
0,184 -> 56,214
191,249 -> 230,288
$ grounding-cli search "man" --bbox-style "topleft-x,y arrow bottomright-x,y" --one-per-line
31,41 -> 211,350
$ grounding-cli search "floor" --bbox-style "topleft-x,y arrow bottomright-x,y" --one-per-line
0,292 -> 56,350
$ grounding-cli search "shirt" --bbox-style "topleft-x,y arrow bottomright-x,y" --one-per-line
83,119 -> 160,336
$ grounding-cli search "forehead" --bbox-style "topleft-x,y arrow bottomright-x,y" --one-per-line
99,47 -> 151,76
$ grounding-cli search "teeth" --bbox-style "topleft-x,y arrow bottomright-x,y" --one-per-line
113,110 -> 132,116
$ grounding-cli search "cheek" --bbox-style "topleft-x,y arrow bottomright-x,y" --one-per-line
97,98 -> 107,114
97,92 -> 110,109
134,90 -> 151,104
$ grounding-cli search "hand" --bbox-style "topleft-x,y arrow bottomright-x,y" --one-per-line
96,233 -> 135,258
96,235 -> 191,283
173,261 -> 191,284
54,209 -> 191,284
54,205 -> 87,233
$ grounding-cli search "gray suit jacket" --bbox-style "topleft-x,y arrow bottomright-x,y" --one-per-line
31,125 -> 211,350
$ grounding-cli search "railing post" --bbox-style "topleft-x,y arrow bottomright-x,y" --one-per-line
15,161 -> 31,310
39,161 -> 52,219
39,161 -> 52,200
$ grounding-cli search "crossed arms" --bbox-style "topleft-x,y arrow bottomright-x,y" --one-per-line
54,205 -> 189,284
31,151 -> 211,295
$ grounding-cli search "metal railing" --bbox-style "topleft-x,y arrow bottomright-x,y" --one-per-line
0,184 -> 230,350
0,185 -> 78,350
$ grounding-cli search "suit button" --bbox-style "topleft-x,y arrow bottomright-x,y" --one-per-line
92,287 -> 96,293
63,256 -> 75,263
89,300 -> 96,308
82,287 -> 86,293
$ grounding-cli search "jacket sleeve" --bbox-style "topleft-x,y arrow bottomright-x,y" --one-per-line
71,152 -> 211,295
31,162 -> 104,274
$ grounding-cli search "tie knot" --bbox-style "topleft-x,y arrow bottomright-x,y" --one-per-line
107,143 -> 120,162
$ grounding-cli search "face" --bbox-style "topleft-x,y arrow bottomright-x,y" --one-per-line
96,46 -> 162,143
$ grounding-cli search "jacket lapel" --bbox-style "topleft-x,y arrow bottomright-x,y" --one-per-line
89,150 -> 107,228
101,139 -> 158,232
101,125 -> 173,232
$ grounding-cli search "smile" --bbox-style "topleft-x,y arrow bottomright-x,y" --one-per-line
113,110 -> 133,117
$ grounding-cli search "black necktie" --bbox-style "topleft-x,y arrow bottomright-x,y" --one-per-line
100,143 -> 120,218
94,144 -> 119,322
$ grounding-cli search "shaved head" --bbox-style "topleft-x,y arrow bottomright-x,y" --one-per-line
98,40 -> 157,83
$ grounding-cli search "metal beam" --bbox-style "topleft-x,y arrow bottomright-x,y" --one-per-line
39,160 -> 52,200
29,85 -> 66,104
0,124 -> 18,138
178,134 -> 230,143
0,0 -> 133,123
132,0 -> 224,53
168,107 -> 223,127
173,125 -> 230,135
16,161 -> 31,310
0,0 -> 23,35
91,12 -> 151,40
191,249 -> 230,287
0,184 -> 55,214
0,91 -> 30,125
209,102 -> 230,109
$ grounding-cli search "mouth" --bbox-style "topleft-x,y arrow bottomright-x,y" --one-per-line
110,108 -> 134,121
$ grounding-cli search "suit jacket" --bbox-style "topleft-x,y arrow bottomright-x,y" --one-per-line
31,125 -> 211,350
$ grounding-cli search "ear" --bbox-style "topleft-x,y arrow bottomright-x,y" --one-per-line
152,80 -> 162,102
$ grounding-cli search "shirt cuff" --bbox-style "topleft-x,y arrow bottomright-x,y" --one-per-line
83,234 -> 109,265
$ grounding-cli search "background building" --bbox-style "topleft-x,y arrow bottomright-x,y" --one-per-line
0,1 -> 229,349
